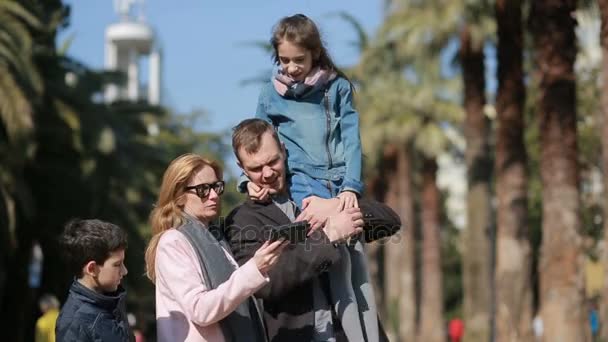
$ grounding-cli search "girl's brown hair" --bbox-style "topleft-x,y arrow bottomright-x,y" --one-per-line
144,153 -> 222,282
271,14 -> 353,87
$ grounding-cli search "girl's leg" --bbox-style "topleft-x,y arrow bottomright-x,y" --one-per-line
349,239 -> 379,339
288,172 -> 332,209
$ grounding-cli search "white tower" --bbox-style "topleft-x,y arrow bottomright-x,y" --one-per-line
105,0 -> 161,105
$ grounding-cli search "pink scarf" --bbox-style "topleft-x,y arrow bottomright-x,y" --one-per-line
273,67 -> 337,97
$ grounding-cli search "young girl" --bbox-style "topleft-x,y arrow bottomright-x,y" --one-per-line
246,13 -> 363,211
244,14 -> 383,342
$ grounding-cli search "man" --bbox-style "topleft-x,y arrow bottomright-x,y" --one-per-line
226,118 -> 397,342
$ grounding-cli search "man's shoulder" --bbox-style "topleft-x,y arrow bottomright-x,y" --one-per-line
227,200 -> 270,220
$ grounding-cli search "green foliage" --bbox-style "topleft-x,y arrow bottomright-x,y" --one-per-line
0,1 -> 239,339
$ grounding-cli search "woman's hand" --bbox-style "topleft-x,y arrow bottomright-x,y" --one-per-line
337,191 -> 359,211
247,182 -> 272,203
252,239 -> 289,275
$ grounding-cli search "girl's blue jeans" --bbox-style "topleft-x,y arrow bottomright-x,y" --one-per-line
288,172 -> 343,209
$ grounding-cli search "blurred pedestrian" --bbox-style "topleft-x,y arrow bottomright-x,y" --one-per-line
533,314 -> 543,342
128,313 -> 145,342
35,294 -> 60,342
448,318 -> 464,342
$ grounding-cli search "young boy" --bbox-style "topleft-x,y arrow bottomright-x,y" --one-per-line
56,219 -> 132,342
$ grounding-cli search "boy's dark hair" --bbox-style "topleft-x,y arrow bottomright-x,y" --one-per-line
60,219 -> 128,277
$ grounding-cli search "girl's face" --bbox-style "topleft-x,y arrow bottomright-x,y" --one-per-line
277,40 -> 314,81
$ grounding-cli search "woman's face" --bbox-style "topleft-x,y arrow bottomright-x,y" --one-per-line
183,165 -> 222,223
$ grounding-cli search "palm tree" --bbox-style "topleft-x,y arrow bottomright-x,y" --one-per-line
380,3 -> 497,340
0,0 -> 46,326
0,0 -> 43,142
0,0 -> 44,232
417,156 -> 444,342
529,0 -> 586,340
459,22 -> 494,342
598,0 -> 608,339
350,30 -> 419,340
494,0 -> 533,341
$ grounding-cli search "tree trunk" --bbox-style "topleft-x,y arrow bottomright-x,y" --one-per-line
495,1 -> 534,341
371,143 -> 417,342
460,24 -> 493,342
383,144 -> 401,339
530,1 -> 587,341
396,144 -> 417,342
417,157 -> 444,342
367,174 -> 387,320
382,143 -> 417,341
597,0 -> 608,340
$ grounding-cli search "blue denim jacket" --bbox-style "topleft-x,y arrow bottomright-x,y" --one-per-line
256,76 -> 364,194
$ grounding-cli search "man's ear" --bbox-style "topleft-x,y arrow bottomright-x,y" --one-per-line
280,142 -> 287,157
83,260 -> 99,277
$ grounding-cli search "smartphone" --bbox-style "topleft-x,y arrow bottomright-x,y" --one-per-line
269,221 -> 310,243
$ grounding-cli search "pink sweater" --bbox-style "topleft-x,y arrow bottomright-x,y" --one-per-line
155,229 -> 268,342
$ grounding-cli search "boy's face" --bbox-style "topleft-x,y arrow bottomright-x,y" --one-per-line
95,249 -> 128,293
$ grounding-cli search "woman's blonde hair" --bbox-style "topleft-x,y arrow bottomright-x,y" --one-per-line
144,153 -> 222,282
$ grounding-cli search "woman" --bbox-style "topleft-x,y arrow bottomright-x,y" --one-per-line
145,154 -> 286,342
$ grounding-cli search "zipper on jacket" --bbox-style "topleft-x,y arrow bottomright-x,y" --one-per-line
323,88 -> 333,169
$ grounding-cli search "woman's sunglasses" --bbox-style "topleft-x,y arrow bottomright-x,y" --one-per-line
185,181 -> 225,198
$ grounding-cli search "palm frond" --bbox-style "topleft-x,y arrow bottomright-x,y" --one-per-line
325,11 -> 369,51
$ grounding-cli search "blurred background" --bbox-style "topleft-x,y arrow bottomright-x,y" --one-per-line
1,0 -> 607,341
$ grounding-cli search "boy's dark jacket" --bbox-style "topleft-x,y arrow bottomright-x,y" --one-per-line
56,280 -> 132,342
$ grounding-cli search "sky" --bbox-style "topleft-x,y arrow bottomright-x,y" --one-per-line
60,0 -> 383,133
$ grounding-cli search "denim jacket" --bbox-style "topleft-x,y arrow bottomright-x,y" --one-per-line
256,76 -> 363,194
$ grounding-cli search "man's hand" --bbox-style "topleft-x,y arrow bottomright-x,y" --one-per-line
247,182 -> 274,203
322,207 -> 364,243
337,191 -> 359,211
296,196 -> 341,232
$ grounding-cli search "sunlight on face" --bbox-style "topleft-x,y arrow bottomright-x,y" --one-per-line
183,165 -> 222,223
277,40 -> 314,81
239,132 -> 287,195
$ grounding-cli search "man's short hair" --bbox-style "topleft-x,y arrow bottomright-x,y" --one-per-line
232,118 -> 281,162
59,219 -> 128,278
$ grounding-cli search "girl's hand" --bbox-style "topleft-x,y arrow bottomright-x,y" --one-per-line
252,239 -> 289,276
247,182 -> 271,203
337,191 -> 359,211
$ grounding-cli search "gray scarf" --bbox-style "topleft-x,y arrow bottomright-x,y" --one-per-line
177,215 -> 266,342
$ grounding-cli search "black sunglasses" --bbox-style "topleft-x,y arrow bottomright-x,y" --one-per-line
185,181 -> 225,198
